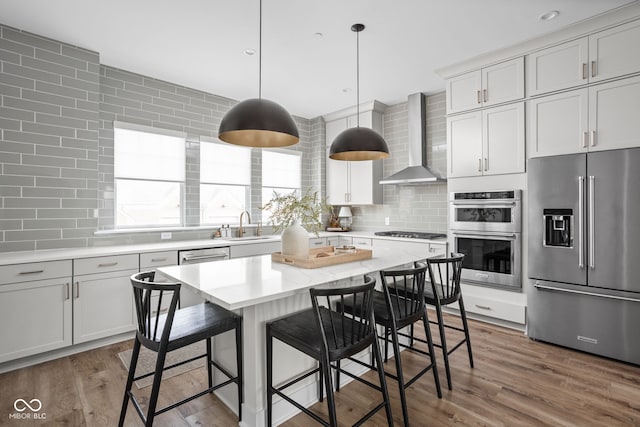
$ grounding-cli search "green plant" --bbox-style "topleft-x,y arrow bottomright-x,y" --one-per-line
261,189 -> 329,235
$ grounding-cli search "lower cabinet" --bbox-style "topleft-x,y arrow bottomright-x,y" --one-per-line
72,255 -> 138,344
0,274 -> 72,364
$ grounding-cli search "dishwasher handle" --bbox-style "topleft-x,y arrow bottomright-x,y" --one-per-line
181,253 -> 228,263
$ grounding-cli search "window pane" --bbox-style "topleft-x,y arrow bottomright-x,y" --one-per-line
200,184 -> 247,224
200,141 -> 251,185
116,179 -> 181,227
114,127 -> 185,181
262,150 -> 301,188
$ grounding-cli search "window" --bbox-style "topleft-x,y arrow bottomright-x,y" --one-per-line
114,122 -> 185,228
200,138 -> 251,224
261,149 -> 302,222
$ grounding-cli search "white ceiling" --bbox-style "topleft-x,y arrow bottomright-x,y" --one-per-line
0,0 -> 636,118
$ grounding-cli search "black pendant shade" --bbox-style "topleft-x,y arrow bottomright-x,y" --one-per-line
219,98 -> 299,147
329,23 -> 390,161
329,127 -> 389,160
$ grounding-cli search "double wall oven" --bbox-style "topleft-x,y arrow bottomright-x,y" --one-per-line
449,190 -> 522,290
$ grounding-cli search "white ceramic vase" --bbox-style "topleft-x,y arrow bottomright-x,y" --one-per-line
281,220 -> 309,258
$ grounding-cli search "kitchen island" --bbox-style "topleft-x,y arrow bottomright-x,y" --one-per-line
158,244 -> 434,427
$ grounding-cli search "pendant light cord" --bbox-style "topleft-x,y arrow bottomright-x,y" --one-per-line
259,0 -> 262,99
356,26 -> 360,127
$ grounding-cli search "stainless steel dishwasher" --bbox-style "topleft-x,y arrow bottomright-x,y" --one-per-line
178,247 -> 230,265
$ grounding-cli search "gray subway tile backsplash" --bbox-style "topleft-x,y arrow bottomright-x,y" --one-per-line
1,22 -> 447,252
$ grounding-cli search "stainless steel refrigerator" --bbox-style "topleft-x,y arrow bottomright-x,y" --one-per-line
528,148 -> 640,365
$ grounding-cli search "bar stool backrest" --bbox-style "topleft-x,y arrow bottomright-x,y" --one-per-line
309,275 -> 377,361
426,254 -> 465,302
380,261 -> 429,326
131,271 -> 182,349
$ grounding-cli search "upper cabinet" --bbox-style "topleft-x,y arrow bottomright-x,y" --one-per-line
447,102 -> 525,178
446,57 -> 524,114
325,103 -> 385,205
528,75 -> 640,157
527,19 -> 640,96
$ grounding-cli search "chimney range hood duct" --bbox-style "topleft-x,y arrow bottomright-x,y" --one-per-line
379,92 -> 446,185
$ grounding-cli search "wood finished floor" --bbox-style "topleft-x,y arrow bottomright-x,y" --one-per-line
1,314 -> 639,426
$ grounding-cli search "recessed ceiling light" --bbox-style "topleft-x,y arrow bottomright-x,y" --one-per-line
539,10 -> 559,21
244,48 -> 256,56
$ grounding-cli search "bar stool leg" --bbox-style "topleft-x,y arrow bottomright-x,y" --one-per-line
321,358 -> 338,427
145,343 -> 169,426
206,337 -> 213,391
389,323 -> 409,426
433,300 -> 452,390
458,297 -> 474,368
422,311 -> 442,398
266,325 -> 273,427
319,361 -> 324,402
371,336 -> 394,426
236,322 -> 244,421
118,338 -> 141,427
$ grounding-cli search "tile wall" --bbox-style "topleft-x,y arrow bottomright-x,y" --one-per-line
353,92 -> 448,233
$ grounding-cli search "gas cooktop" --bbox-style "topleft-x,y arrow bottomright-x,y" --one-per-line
374,231 -> 447,239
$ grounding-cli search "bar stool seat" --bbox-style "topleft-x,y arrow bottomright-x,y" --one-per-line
119,271 -> 243,427
266,276 -> 393,427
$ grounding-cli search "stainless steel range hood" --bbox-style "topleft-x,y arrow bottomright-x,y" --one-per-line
379,93 -> 446,185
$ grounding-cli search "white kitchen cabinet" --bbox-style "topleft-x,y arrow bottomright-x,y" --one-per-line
325,107 -> 384,205
229,241 -> 280,258
352,237 -> 373,249
447,102 -> 525,177
527,19 -> 640,96
527,89 -> 589,157
528,75 -> 640,157
0,261 -> 72,363
446,57 -> 524,114
327,235 -> 352,247
309,237 -> 328,248
73,255 -> 138,344
372,238 -> 447,258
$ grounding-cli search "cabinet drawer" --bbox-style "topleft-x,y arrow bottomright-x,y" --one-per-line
74,254 -> 139,276
461,294 -> 525,324
309,237 -> 328,248
428,243 -> 446,256
140,251 -> 178,269
352,237 -> 372,249
0,260 -> 72,285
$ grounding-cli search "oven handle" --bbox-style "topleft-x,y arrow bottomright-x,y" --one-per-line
451,231 -> 517,240
451,200 -> 517,207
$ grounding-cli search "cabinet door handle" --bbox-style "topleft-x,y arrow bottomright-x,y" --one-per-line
19,270 -> 44,275
477,158 -> 482,172
475,304 -> 492,310
582,63 -> 588,80
483,89 -> 487,103
477,90 -> 481,104
590,130 -> 596,147
150,257 -> 167,263
75,281 -> 80,298
98,261 -> 118,268
484,158 -> 488,171
582,132 -> 588,148
65,283 -> 70,300
591,61 -> 596,78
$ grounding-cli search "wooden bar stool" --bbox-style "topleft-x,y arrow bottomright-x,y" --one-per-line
119,271 -> 243,426
338,262 -> 442,426
266,276 -> 394,427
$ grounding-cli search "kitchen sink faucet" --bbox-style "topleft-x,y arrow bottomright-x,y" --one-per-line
239,210 -> 251,237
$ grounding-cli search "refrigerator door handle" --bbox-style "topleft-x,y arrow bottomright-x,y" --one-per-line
589,175 -> 595,269
578,176 -> 584,269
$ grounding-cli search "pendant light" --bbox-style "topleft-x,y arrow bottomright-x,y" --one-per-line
218,0 -> 299,147
329,24 -> 389,161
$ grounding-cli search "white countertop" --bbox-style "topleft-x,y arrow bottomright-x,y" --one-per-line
0,231 -> 447,266
158,245 -> 435,310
